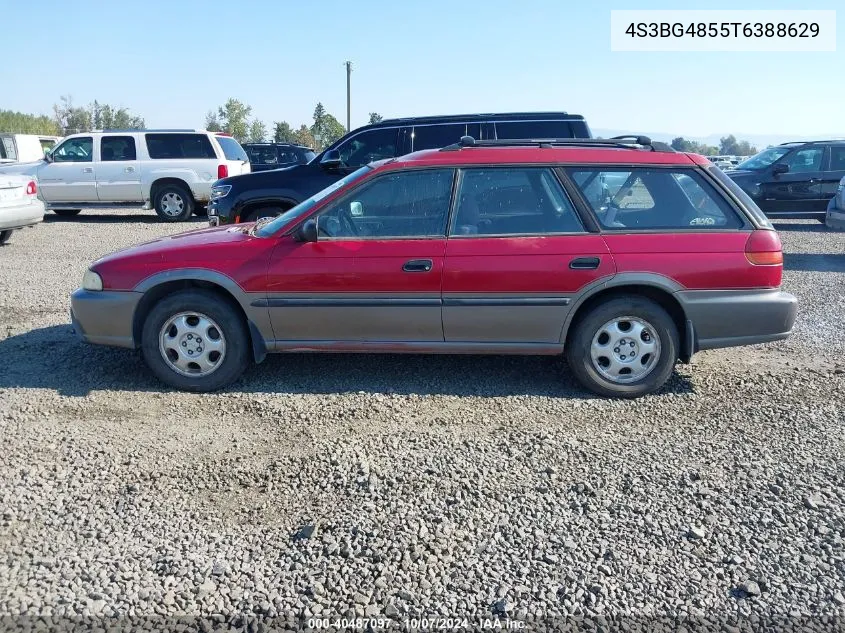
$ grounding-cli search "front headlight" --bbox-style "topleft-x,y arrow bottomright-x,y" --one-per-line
82,269 -> 103,291
211,185 -> 231,200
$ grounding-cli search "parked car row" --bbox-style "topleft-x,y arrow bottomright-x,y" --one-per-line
0,129 -> 250,222
70,134 -> 797,398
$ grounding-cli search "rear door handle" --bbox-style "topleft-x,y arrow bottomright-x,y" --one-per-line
125,166 -> 135,173
82,167 -> 93,174
569,256 -> 601,270
403,259 -> 433,272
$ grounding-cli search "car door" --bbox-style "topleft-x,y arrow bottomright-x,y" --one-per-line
264,168 -> 455,343
38,137 -> 97,202
760,145 -> 825,214
96,135 -> 142,202
442,167 -> 614,344
819,145 -> 845,209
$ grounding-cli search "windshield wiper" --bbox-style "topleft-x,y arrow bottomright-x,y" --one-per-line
249,217 -> 274,236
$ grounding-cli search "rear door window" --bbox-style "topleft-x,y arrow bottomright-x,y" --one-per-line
145,133 -> 216,159
495,120 -> 574,140
566,167 -> 743,230
411,124 -> 472,151
246,145 -> 278,164
100,136 -> 137,161
451,168 -> 584,236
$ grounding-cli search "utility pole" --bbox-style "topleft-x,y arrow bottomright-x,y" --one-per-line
345,60 -> 352,131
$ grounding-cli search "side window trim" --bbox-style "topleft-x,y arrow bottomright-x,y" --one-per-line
314,167 -> 455,241
447,166 -> 587,239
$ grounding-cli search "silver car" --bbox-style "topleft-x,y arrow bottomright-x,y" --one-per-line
0,174 -> 44,245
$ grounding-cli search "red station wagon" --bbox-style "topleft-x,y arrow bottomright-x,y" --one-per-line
70,136 -> 798,398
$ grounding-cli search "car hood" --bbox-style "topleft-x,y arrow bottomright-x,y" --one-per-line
217,163 -> 303,187
93,225 -> 260,267
0,160 -> 43,176
723,169 -> 758,179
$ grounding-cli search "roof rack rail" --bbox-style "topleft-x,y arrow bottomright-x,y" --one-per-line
441,135 -> 675,153
96,128 -> 196,133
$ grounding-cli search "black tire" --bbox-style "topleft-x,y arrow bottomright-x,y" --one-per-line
242,206 -> 283,223
53,209 -> 82,217
565,296 -> 679,399
153,184 -> 194,222
0,230 -> 12,245
141,289 -> 250,392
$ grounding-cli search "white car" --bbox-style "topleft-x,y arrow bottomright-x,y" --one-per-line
0,134 -> 61,164
0,129 -> 250,222
0,174 -> 44,245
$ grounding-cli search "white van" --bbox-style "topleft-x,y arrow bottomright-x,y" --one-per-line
0,134 -> 61,164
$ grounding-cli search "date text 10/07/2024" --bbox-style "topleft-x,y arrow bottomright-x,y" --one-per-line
307,617 -> 526,630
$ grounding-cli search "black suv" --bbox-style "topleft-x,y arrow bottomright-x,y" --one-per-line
208,112 -> 591,224
725,140 -> 845,221
242,143 -> 315,172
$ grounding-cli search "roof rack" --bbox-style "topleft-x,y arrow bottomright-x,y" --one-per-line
441,135 -> 675,153
779,139 -> 845,145
96,128 -> 196,133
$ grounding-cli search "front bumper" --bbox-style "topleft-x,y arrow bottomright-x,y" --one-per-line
677,289 -> 798,351
70,288 -> 143,349
206,198 -> 235,226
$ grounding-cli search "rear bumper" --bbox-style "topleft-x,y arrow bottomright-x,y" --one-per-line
0,199 -> 44,231
677,289 -> 798,351
70,288 -> 142,349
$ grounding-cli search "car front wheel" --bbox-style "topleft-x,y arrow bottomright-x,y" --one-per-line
141,290 -> 250,391
566,296 -> 678,398
0,230 -> 12,245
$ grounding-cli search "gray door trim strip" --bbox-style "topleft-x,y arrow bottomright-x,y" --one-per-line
255,296 -> 572,308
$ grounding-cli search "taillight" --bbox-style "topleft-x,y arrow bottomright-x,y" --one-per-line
26,181 -> 37,196
745,229 -> 783,265
217,164 -> 228,179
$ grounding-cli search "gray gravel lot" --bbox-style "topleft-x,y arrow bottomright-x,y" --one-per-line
0,210 -> 844,629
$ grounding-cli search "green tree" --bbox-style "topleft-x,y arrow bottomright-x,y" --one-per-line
215,98 -> 252,142
368,112 -> 383,124
248,120 -> 267,143
293,124 -> 316,148
204,111 -> 222,132
53,95 -> 92,135
310,102 -> 345,151
92,101 -> 145,130
273,121 -> 295,143
0,110 -> 60,135
735,140 -> 758,156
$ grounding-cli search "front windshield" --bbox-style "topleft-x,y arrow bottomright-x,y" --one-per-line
255,165 -> 373,237
737,147 -> 791,170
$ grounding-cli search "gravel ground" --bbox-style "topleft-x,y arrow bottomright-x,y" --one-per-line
0,210 -> 844,631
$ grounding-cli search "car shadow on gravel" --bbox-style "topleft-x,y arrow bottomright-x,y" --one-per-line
783,253 -> 845,273
0,325 -> 695,398
43,214 -> 207,225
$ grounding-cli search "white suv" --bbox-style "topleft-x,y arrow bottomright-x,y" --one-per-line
0,129 -> 250,221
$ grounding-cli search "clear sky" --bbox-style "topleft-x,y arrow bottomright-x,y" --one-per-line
2,0 -> 842,139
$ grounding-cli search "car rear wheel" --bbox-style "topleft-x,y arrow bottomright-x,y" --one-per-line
0,230 -> 12,245
53,209 -> 82,217
153,185 -> 194,222
566,296 -> 678,398
141,290 -> 250,392
242,206 -> 283,223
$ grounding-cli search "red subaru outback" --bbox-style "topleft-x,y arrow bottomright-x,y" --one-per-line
70,136 -> 797,398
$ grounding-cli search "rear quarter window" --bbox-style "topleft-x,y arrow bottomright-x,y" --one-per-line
215,136 -> 248,162
566,167 -> 744,230
145,134 -> 216,159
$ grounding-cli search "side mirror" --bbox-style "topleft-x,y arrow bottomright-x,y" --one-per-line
296,218 -> 318,243
320,149 -> 342,170
772,163 -> 789,176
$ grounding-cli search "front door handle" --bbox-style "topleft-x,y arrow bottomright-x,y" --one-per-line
125,166 -> 135,173
569,256 -> 601,270
403,259 -> 433,272
82,167 -> 93,174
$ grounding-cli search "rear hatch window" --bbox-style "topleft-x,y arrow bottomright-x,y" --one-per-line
215,136 -> 249,162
